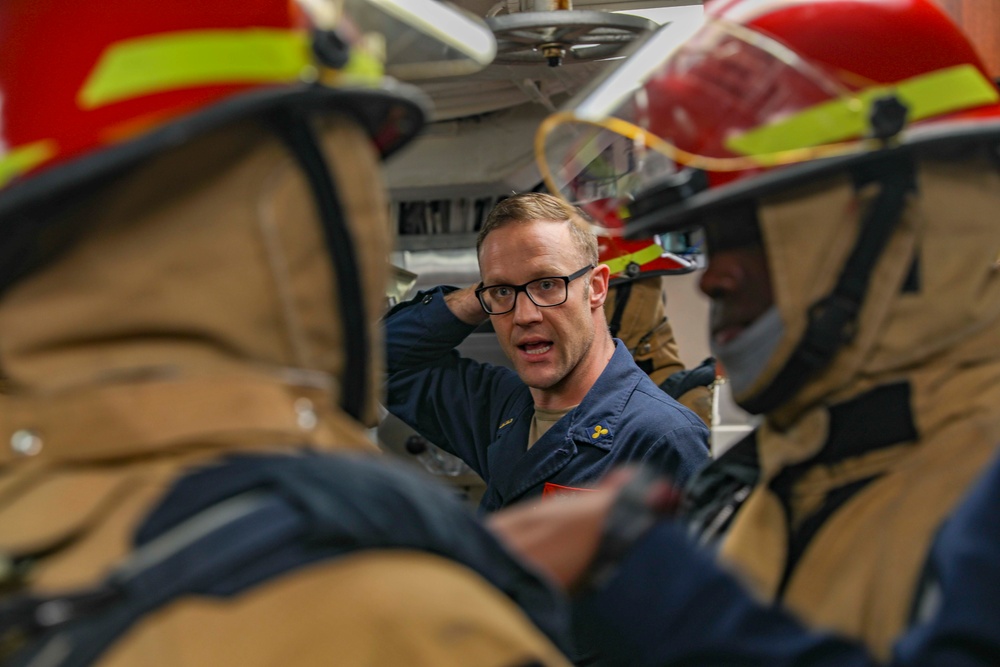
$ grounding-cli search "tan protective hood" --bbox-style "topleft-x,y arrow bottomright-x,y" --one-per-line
604,276 -> 712,425
604,276 -> 685,385
738,157 -> 1000,435
710,162 -> 1000,659
0,116 -> 391,465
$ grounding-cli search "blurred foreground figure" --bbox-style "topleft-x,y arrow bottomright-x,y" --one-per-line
0,2 -> 572,665
533,0 -> 1000,658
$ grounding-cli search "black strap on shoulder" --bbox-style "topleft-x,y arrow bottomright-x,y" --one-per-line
659,356 -> 716,400
2,492 -> 302,667
741,154 -> 917,415
2,453 -> 572,666
607,282 -> 632,339
682,430 -> 760,546
266,111 -> 369,422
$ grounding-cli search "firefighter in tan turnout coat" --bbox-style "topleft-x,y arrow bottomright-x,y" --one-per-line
0,1 -> 570,665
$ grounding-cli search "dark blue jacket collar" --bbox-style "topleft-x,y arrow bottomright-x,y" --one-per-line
489,341 -> 642,504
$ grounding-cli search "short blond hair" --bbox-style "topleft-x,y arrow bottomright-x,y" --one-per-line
476,192 -> 598,266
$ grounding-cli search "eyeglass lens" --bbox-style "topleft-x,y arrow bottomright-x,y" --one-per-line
480,277 -> 567,314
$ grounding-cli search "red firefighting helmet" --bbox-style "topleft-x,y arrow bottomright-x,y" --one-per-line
588,193 -> 697,283
599,235 -> 696,285
0,0 -> 494,217
536,0 -> 1000,238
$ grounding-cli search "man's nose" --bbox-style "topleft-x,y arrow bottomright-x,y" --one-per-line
511,291 -> 544,324
698,250 -> 746,299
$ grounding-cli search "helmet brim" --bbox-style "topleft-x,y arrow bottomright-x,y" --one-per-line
624,116 -> 1000,239
0,81 -> 428,221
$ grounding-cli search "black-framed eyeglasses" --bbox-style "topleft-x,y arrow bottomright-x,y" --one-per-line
475,265 -> 594,315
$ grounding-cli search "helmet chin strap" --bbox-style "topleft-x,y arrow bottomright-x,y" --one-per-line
607,281 -> 633,339
740,153 -> 917,415
268,110 -> 370,422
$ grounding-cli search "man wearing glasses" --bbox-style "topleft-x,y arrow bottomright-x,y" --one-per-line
384,193 -> 709,512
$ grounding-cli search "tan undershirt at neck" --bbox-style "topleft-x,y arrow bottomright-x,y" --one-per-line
528,405 -> 577,449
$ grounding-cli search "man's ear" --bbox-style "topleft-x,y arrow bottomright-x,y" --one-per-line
590,264 -> 611,309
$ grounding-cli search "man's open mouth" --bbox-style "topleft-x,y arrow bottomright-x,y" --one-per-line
519,341 -> 553,356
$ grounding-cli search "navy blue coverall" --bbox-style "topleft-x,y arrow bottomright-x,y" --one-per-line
384,286 -> 709,512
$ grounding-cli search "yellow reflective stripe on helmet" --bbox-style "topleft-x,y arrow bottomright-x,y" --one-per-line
727,64 -> 1000,156
602,242 -> 663,275
79,29 -> 311,110
341,51 -> 386,85
0,140 -> 58,188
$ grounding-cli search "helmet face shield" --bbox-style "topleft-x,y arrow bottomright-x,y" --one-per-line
537,15 -> 1000,232
538,118 -> 678,230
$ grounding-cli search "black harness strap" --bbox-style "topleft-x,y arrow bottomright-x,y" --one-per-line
741,155 -> 918,415
1,454 -> 573,666
769,381 -> 918,598
3,493 -> 299,667
607,282 -> 632,339
268,112 -> 369,422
